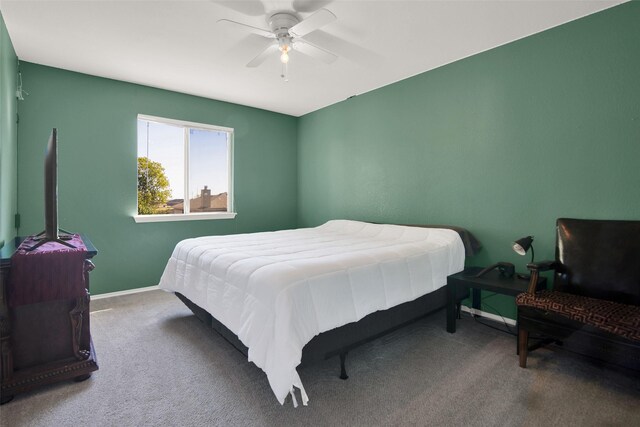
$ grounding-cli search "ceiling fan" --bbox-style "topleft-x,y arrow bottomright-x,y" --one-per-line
219,8 -> 338,80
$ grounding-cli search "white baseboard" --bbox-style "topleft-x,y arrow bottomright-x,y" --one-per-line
91,285 -> 159,300
460,305 -> 517,326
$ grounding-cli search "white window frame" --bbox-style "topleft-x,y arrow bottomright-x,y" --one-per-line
133,114 -> 236,223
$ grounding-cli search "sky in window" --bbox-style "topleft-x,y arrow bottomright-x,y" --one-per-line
137,120 -> 229,201
189,128 -> 228,198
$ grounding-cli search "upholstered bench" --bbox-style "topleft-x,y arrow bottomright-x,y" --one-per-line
516,218 -> 640,371
517,290 -> 640,342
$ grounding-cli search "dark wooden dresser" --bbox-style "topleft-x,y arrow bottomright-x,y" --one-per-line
0,235 -> 98,404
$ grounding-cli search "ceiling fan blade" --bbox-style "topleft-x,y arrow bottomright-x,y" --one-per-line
292,0 -> 333,14
247,43 -> 279,67
217,19 -> 274,39
294,39 -> 337,64
289,8 -> 336,37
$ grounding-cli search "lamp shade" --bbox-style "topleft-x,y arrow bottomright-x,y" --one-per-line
513,236 -> 533,256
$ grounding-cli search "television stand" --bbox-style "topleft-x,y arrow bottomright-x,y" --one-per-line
0,234 -> 98,404
25,228 -> 77,252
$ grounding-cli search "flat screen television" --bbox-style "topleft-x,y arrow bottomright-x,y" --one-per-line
26,128 -> 75,251
44,128 -> 59,241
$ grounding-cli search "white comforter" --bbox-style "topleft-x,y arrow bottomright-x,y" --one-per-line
159,220 -> 465,405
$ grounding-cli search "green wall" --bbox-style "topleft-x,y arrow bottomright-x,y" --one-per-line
10,2 -> 640,316
0,12 -> 18,248
17,63 -> 298,295
297,2 -> 640,318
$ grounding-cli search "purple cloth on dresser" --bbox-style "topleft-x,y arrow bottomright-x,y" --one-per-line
8,234 -> 87,307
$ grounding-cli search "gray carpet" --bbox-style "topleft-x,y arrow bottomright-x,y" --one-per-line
1,290 -> 639,426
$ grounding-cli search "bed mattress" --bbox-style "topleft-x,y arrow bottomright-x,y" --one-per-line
158,220 -> 466,405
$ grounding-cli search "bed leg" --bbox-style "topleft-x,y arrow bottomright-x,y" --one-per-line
456,302 -> 462,319
339,352 -> 349,380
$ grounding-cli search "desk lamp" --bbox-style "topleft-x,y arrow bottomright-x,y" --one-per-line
513,236 -> 534,280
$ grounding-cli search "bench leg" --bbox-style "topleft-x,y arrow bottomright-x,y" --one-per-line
518,329 -> 529,368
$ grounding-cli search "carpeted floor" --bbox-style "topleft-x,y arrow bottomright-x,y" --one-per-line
1,290 -> 639,426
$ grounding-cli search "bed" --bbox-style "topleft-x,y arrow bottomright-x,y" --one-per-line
158,220 -> 479,406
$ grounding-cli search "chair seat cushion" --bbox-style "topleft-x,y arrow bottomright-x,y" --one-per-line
516,290 -> 640,342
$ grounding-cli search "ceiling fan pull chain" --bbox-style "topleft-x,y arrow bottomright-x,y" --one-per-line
281,62 -> 289,82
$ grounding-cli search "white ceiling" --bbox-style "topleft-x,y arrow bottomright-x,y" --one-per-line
1,0 -> 626,117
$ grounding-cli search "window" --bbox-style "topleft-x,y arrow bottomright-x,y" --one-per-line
134,114 -> 235,223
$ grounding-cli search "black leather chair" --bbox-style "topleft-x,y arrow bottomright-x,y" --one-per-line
517,218 -> 640,371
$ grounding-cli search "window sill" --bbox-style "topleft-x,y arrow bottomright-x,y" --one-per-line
133,212 -> 237,223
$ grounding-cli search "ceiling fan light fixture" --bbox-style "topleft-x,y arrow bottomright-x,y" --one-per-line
278,36 -> 292,64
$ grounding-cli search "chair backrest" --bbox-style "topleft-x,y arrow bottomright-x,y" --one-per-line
554,218 -> 640,305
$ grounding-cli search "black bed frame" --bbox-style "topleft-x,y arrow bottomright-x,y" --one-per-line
176,286 -> 468,379
173,225 -> 479,379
